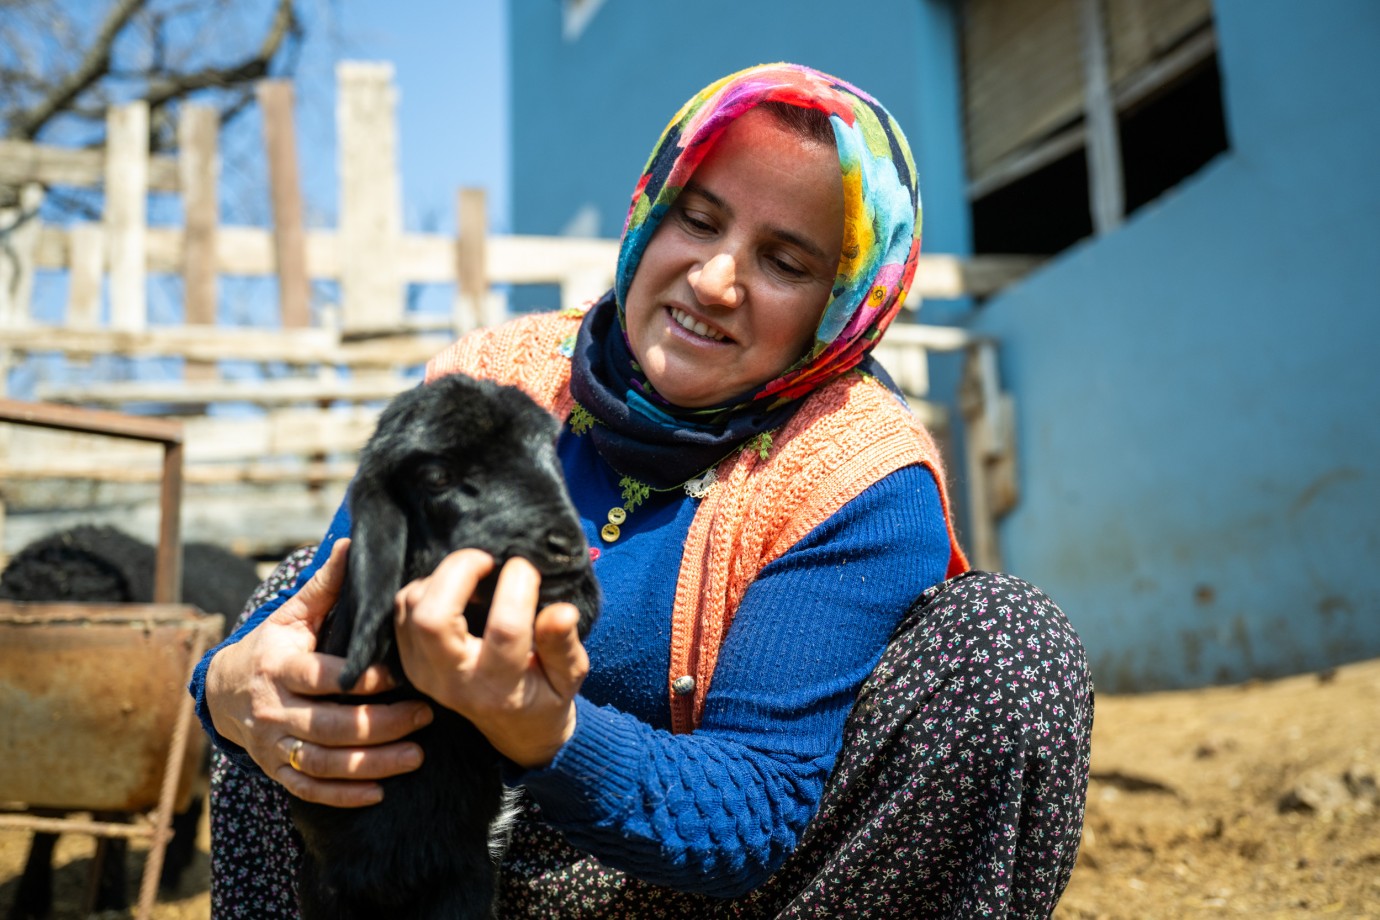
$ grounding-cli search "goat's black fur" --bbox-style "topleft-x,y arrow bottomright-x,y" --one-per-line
290,374 -> 599,920
0,525 -> 259,919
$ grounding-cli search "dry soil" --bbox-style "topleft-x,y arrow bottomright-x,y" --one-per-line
3,659 -> 1378,919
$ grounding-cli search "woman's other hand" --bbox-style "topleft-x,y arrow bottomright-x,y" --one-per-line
395,550 -> 589,770
204,538 -> 434,806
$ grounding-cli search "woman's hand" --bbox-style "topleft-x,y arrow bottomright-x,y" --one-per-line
204,538 -> 434,806
394,550 -> 590,770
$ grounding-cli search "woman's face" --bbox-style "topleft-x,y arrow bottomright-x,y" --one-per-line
623,108 -> 844,409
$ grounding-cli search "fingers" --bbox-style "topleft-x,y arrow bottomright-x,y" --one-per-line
291,697 -> 433,746
389,551 -> 586,770
276,734 -> 423,782
394,549 -> 495,705
274,758 -> 386,808
533,602 -> 589,701
279,538 -> 352,633
264,699 -> 433,807
476,558 -> 541,679
398,549 -> 494,651
279,650 -> 397,697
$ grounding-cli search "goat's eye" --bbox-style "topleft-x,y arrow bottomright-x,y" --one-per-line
418,463 -> 452,491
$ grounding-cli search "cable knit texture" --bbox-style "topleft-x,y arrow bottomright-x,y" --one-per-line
426,309 -> 968,731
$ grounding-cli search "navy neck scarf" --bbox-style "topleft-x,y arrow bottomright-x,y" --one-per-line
567,291 -> 901,491
567,292 -> 800,490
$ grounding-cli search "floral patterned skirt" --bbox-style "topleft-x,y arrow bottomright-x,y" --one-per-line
209,562 -> 1093,919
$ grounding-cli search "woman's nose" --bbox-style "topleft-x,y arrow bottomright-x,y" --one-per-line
689,252 -> 741,308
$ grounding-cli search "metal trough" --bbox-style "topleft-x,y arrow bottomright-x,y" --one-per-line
0,602 -> 221,813
0,399 -> 209,919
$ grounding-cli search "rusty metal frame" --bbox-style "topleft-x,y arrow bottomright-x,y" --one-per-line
0,400 -> 198,920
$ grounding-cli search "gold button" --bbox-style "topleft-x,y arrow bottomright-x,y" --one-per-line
607,507 -> 627,525
600,523 -> 621,543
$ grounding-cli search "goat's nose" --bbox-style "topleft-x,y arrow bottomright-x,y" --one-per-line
544,529 -> 582,561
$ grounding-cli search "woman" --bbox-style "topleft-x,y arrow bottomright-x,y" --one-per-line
194,63 -> 1092,917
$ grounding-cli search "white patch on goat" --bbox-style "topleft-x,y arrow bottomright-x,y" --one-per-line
488,787 -> 526,863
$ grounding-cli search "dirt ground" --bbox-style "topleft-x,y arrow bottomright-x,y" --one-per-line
2,659 -> 1377,919
1056,657 -> 1380,920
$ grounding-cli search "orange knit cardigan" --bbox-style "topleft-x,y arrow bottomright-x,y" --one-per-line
426,310 -> 968,733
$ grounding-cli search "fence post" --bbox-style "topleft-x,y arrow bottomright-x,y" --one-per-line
258,80 -> 311,330
0,181 -> 43,329
959,342 -> 1019,570
0,181 -> 44,561
66,223 -> 105,329
337,62 -> 403,332
180,104 -> 220,380
106,101 -> 150,331
456,187 -> 488,334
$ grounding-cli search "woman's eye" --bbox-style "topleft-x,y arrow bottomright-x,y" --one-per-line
770,256 -> 809,279
677,209 -> 716,235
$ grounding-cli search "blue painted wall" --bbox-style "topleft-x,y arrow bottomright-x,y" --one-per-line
509,0 -> 1380,691
969,0 -> 1380,690
508,0 -> 971,262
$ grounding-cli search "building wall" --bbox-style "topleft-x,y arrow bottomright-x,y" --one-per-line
508,0 -> 971,265
970,0 -> 1380,690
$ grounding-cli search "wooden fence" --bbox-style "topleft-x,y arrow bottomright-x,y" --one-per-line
0,62 -> 1028,565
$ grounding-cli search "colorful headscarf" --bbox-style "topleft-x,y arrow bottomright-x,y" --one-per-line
569,63 -> 921,487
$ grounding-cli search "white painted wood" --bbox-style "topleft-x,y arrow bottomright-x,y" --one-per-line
0,139 -> 180,191
36,374 -> 413,408
872,342 -> 931,400
105,102 -> 150,330
0,182 -> 44,329
881,322 -> 980,353
4,407 -> 380,467
456,187 -> 488,334
178,105 -> 220,328
488,235 -> 618,285
65,223 -> 105,328
2,325 -> 443,367
337,62 -> 403,330
561,266 -> 611,313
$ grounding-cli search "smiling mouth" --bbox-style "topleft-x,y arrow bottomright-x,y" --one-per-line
670,307 -> 728,342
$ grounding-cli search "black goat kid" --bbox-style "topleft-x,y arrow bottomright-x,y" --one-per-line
291,373 -> 599,920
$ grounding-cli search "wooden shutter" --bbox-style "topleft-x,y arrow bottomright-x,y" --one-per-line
962,0 -> 1084,182
1106,0 -> 1212,85
963,0 -> 1213,190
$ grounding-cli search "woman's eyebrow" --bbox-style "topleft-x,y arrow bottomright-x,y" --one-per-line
682,181 -> 730,215
681,181 -> 831,263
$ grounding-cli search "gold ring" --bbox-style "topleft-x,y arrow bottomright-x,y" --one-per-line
288,737 -> 306,772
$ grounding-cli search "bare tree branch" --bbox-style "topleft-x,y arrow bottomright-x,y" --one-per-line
4,0 -> 303,144
5,0 -> 148,140
0,0 -> 313,221
142,0 -> 300,110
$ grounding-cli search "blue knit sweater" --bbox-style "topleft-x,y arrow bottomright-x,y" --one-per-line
192,428 -> 949,897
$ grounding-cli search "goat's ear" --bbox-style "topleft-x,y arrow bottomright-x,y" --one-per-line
334,478 -> 407,690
